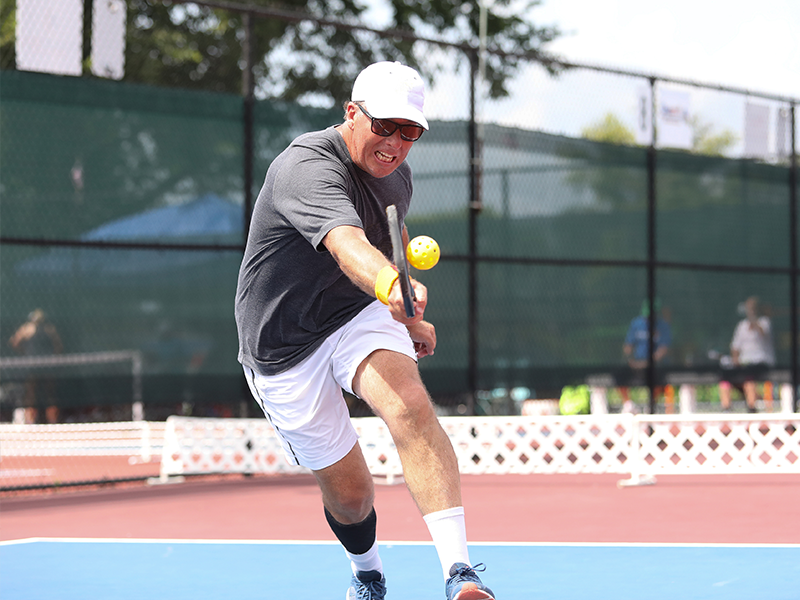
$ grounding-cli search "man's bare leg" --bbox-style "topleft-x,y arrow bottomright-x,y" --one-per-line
314,442 -> 384,583
313,441 -> 375,524
352,349 -> 494,596
352,349 -> 461,515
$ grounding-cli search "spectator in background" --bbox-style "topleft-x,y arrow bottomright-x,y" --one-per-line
8,309 -> 63,423
620,299 -> 672,413
719,296 -> 775,413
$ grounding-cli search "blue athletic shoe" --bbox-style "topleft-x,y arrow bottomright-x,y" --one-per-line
346,570 -> 386,600
445,563 -> 495,600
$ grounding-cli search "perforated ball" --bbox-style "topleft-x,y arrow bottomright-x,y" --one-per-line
406,236 -> 440,270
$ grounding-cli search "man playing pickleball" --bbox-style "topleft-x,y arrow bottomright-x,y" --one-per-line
235,61 -> 495,600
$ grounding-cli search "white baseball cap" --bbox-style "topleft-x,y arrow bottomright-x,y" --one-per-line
351,61 -> 428,130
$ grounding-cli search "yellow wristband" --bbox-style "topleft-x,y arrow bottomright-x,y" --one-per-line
375,266 -> 399,305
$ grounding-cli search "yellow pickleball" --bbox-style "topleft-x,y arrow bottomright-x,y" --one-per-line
406,235 -> 440,270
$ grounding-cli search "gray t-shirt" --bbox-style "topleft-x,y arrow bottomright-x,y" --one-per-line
235,126 -> 413,375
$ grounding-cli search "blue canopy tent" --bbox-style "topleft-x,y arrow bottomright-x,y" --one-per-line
82,194 -> 243,243
16,194 -> 244,281
7,195 -> 244,407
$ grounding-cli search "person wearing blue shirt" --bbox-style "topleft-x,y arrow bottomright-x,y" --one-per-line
620,300 -> 672,413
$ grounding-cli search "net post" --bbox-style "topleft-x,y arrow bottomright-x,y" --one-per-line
128,350 -> 144,421
617,414 -> 657,488
140,421 -> 152,463
129,421 -> 153,465
780,383 -> 794,414
147,416 -> 185,485
678,384 -> 697,414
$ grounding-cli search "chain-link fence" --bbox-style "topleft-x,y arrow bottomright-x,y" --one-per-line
1,0 -> 797,423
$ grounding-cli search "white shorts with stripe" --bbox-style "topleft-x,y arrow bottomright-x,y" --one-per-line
243,300 -> 416,471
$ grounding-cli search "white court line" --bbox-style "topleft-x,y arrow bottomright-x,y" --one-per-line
0,468 -> 55,478
1,537 -> 798,549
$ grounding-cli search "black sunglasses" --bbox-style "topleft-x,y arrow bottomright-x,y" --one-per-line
357,104 -> 425,142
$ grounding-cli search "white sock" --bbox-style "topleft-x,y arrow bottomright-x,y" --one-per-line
423,506 -> 471,580
346,540 -> 383,576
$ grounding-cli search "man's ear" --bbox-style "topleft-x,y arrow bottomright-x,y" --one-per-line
344,102 -> 358,128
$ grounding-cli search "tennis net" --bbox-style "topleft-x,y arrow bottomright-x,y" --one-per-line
0,421 -> 164,491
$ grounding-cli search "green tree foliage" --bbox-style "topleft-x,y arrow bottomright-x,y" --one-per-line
0,1 -> 560,237
579,111 -> 737,156
0,0 -> 15,70
566,111 -> 740,212
1,1 -> 561,103
125,0 -> 560,103
563,113 -> 646,211
580,112 -> 637,146
689,115 -> 738,157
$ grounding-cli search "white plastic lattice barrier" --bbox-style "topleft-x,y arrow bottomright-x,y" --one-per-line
155,414 -> 800,485
620,414 -> 800,486
155,416 -> 307,482
353,418 -> 404,483
440,416 -> 634,475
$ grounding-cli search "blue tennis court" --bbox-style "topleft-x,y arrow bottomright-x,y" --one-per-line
1,538 -> 797,599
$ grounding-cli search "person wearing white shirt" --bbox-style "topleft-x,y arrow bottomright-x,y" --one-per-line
719,297 -> 775,412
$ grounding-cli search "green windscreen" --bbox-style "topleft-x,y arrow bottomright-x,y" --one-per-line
1,70 -> 795,418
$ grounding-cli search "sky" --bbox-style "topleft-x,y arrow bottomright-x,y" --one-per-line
363,0 -> 799,156
532,0 -> 799,101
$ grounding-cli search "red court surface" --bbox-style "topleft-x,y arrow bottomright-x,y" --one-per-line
2,473 -> 798,544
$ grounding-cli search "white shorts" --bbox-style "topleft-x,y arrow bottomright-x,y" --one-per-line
243,301 -> 416,471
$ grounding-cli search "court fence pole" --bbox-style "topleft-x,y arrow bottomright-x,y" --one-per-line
242,11 -> 256,243
467,48 -> 482,416
790,103 -> 798,413
646,76 -> 658,415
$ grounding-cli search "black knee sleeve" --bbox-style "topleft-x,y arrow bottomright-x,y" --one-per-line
324,506 -> 377,555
